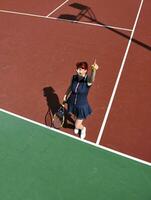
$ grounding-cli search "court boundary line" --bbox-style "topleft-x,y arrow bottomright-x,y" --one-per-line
0,108 -> 150,167
96,0 -> 144,144
0,9 -> 132,32
46,0 -> 69,17
49,16 -> 132,32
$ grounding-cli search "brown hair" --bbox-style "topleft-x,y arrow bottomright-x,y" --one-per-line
76,61 -> 88,70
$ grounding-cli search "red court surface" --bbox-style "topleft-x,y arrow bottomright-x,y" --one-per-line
0,0 -> 65,15
51,0 -> 140,28
100,0 -> 151,162
0,0 -> 151,163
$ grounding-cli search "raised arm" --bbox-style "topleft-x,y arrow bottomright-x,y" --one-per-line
88,60 -> 99,85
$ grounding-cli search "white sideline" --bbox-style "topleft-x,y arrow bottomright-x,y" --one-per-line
96,0 -> 144,144
0,108 -> 150,167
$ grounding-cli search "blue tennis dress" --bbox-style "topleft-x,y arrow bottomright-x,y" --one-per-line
67,75 -> 92,119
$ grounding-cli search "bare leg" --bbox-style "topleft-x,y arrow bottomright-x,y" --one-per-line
75,119 -> 84,130
75,119 -> 86,139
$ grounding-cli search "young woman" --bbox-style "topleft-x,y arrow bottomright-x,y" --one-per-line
63,60 -> 99,139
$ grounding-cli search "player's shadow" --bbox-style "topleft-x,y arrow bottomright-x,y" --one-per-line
43,86 -> 75,129
58,2 -> 151,51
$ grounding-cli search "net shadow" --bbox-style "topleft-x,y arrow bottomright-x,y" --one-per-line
58,2 -> 151,51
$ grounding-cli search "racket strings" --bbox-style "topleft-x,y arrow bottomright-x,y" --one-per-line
53,106 -> 65,129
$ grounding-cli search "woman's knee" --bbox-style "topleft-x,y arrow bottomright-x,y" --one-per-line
75,119 -> 83,129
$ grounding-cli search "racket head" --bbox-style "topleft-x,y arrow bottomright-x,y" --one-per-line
52,106 -> 65,129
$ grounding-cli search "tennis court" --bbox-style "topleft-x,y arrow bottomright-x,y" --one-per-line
0,0 -> 151,199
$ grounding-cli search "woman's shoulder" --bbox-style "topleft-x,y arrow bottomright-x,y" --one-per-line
72,74 -> 78,81
71,75 -> 91,86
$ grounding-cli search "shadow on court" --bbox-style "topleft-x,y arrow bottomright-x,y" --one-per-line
43,86 -> 75,129
58,2 -> 151,51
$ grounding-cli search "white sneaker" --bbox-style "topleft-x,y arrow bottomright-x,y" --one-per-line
74,128 -> 79,135
80,127 -> 86,139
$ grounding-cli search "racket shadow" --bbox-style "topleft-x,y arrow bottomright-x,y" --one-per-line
43,86 -> 75,129
44,109 -> 53,127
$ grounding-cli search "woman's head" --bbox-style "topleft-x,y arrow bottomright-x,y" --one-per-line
76,61 -> 88,77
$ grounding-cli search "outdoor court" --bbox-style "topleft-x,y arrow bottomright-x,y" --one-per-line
0,0 -> 151,199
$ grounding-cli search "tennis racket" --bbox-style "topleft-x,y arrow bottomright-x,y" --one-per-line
52,104 -> 65,129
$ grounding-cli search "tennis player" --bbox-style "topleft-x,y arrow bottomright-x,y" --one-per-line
63,60 -> 99,139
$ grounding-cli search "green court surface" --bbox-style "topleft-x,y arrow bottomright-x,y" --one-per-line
0,110 -> 151,200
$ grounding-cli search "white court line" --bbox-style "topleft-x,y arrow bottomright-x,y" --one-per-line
49,16 -> 132,32
0,9 -> 46,19
96,0 -> 144,145
46,0 -> 69,17
0,9 -> 132,32
0,108 -> 150,167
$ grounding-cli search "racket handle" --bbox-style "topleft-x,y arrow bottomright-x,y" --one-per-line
62,102 -> 66,107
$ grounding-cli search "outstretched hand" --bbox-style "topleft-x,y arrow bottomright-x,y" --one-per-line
92,58 -> 99,70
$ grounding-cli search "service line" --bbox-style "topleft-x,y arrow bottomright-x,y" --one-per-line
0,9 -> 132,32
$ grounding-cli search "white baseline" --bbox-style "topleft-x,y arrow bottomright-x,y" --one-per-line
0,108 -> 150,167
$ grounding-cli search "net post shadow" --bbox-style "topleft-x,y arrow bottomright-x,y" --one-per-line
58,2 -> 151,51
